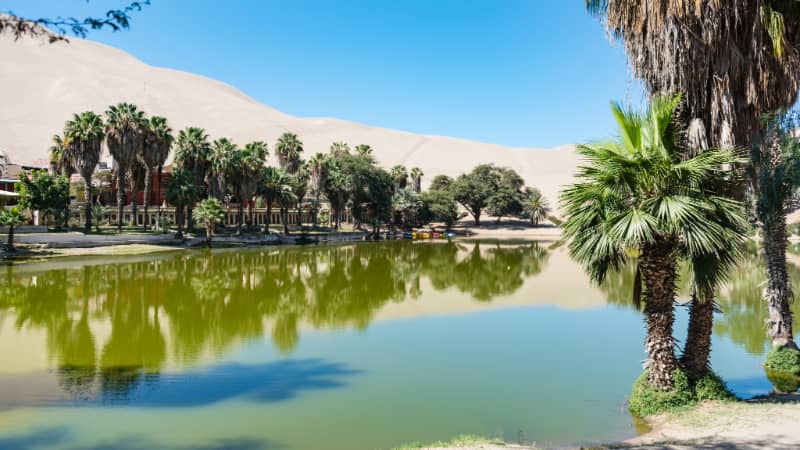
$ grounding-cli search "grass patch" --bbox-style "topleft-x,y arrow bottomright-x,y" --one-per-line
392,435 -> 507,449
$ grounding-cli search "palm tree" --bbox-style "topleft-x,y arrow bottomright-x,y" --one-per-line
142,116 -> 173,230
164,168 -> 198,239
209,137 -> 238,202
63,111 -> 104,232
277,174 -> 298,235
105,103 -> 147,232
355,144 -> 373,157
751,114 -> 800,350
308,153 -> 328,228
275,132 -> 303,173
239,141 -> 267,231
323,160 -> 352,230
586,1 -> 800,150
48,134 -> 73,177
0,207 -> 25,252
560,94 -> 747,390
194,198 -> 225,247
390,165 -> 408,192
523,188 -> 550,226
174,127 -> 211,233
329,141 -> 350,157
292,161 -> 309,226
125,161 -> 146,226
261,166 -> 286,234
410,167 -> 423,193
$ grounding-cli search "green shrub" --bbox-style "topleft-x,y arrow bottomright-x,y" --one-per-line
764,346 -> 800,374
694,372 -> 737,402
629,369 -> 696,417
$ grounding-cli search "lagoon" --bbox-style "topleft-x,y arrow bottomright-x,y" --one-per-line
0,240 -> 794,449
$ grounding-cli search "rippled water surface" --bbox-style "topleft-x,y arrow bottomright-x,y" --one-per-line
0,240 -> 797,449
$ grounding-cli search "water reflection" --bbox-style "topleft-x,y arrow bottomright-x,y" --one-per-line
0,241 -> 550,405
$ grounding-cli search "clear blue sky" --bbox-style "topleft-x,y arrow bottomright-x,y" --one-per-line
5,0 -> 644,148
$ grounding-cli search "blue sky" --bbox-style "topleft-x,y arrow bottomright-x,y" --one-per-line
5,0 -> 644,148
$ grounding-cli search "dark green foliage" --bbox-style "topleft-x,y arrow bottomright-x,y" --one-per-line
693,372 -> 736,402
420,189 -> 460,228
429,175 -> 454,192
16,170 -> 70,226
764,346 -> 800,374
765,368 -> 800,393
452,164 -> 526,225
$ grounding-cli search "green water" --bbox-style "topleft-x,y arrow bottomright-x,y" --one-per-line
0,240 -> 796,450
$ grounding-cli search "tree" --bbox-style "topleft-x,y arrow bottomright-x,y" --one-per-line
421,189 -> 460,229
429,175 -> 454,192
329,142 -> 350,157
751,114 -> 800,351
194,198 -> 225,247
1,1 -> 149,43
292,161 -> 309,226
323,160 -> 351,230
392,188 -> 423,230
238,141 -> 267,231
261,166 -> 286,234
560,95 -> 746,391
452,165 -> 498,225
64,111 -> 104,232
355,144 -> 373,157
410,167 -> 424,193
164,169 -> 198,239
522,188 -> 550,226
143,116 -> 173,230
16,170 -> 70,228
277,175 -> 298,235
105,102 -> 146,232
125,160 -> 146,227
174,127 -> 211,233
275,132 -> 304,173
209,137 -> 238,201
487,187 -> 524,223
0,207 -> 25,252
48,134 -> 72,177
308,153 -> 328,228
390,165 -> 408,191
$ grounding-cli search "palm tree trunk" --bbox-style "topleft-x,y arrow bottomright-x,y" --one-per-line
175,205 -> 184,239
206,224 -> 212,247
142,166 -> 152,230
83,176 -> 93,233
681,292 -> 715,381
248,200 -> 254,231
237,201 -> 244,235
116,165 -> 125,233
281,207 -> 289,235
265,201 -> 272,234
156,166 -> 163,232
763,213 -> 797,349
187,205 -> 194,234
6,225 -> 15,252
640,239 -> 680,389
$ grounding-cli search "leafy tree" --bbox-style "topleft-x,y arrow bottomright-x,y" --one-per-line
105,102 -> 146,232
390,165 -> 408,191
487,186 -> 524,223
308,153 -> 328,228
174,127 -> 211,233
16,170 -> 70,228
194,198 -> 225,247
238,141 -> 267,232
323,159 -> 352,230
48,134 -> 72,177
164,169 -> 199,239
421,189 -> 460,229
141,116 -> 173,230
410,167 -> 424,193
64,111 -> 104,232
275,133 -> 304,173
560,94 -> 746,391
0,207 -> 25,252
451,164 -> 498,225
522,188 -> 550,225
292,161 -> 309,226
392,188 -> 422,230
429,174 -> 454,192
209,137 -> 238,201
1,1 -> 149,43
261,167 -> 289,234
363,167 -> 394,235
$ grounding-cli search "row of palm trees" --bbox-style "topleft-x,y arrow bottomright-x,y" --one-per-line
51,102 -> 429,236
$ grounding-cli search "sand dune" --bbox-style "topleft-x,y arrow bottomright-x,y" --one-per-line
0,34 -> 579,205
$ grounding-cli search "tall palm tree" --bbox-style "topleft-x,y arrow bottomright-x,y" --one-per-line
390,165 -> 408,191
323,160 -> 352,230
209,137 -> 238,201
410,167 -> 423,193
354,144 -> 373,157
275,132 -> 303,173
239,141 -> 267,231
174,127 -> 211,233
48,134 -> 73,177
63,111 -> 104,232
308,153 -> 328,228
164,168 -> 198,239
751,114 -> 800,350
561,94 -> 747,390
105,102 -> 147,232
125,160 -> 146,226
522,187 -> 549,226
141,116 -> 173,230
329,141 -> 350,158
586,1 -> 800,150
292,161 -> 309,226
261,166 -> 287,234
